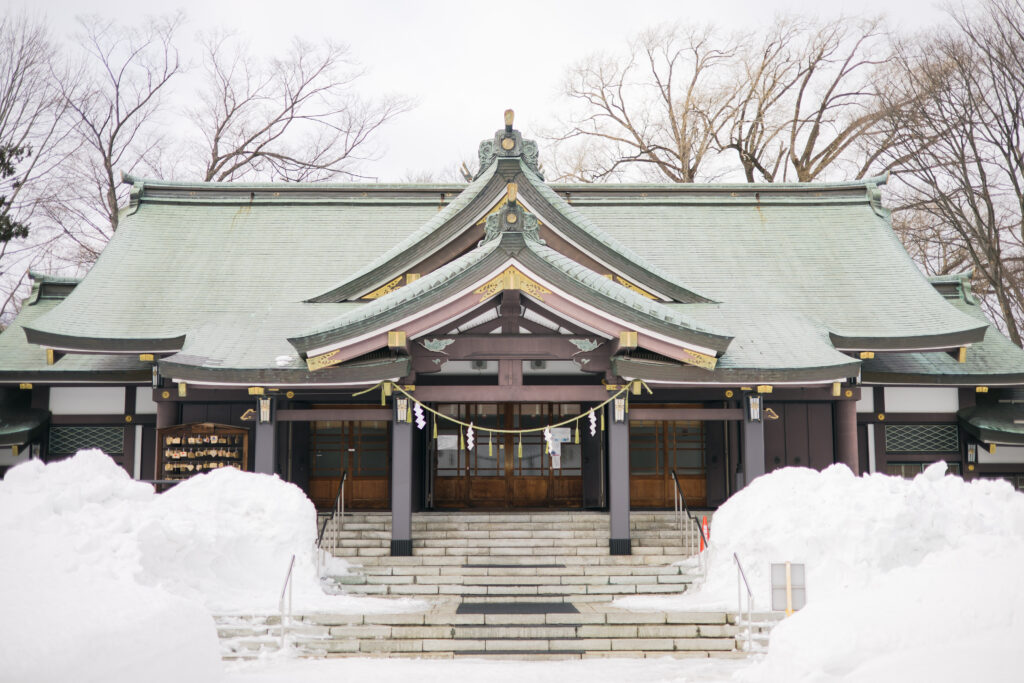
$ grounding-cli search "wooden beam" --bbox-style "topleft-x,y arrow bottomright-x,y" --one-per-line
411,334 -> 608,360
629,408 -> 745,421
276,408 -> 393,422
499,358 -> 523,386
411,385 -> 610,402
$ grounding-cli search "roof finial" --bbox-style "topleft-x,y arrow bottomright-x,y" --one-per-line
504,109 -> 514,133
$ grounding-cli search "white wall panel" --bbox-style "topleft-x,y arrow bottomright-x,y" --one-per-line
134,387 -> 158,414
49,387 -> 125,415
856,390 -> 874,413
883,387 -> 958,413
978,445 -> 1024,464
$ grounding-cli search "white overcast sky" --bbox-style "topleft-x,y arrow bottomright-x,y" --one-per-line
22,0 -> 953,182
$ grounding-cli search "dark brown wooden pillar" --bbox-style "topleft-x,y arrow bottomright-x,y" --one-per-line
156,400 -> 177,429
835,398 -> 859,474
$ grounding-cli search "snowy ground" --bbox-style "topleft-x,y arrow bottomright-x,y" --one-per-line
2,453 -> 1022,682
617,462 -> 1024,682
222,654 -> 750,683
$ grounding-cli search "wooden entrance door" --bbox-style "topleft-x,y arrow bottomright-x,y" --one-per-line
629,415 -> 707,508
308,417 -> 390,509
432,403 -> 584,508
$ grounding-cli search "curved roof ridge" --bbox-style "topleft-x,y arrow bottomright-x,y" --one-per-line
121,172 -> 467,193
523,237 -> 728,341
549,173 -> 890,193
304,163 -> 502,303
290,235 -> 505,350
519,166 -> 716,304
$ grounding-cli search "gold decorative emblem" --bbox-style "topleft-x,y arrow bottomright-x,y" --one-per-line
501,137 -> 515,150
362,275 -> 404,300
614,275 -> 656,300
681,348 -> 717,370
307,349 -> 343,371
506,213 -> 517,224
474,266 -> 551,302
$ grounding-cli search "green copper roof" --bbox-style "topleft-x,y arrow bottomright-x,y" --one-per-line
0,406 -> 48,446
6,127 -> 1002,387
862,274 -> 1024,385
958,404 -> 1024,445
571,180 -> 986,349
0,278 -> 150,382
615,304 -> 861,383
289,228 -> 731,357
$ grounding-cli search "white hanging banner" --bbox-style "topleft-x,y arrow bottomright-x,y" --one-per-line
437,434 -> 458,450
550,428 -> 572,444
551,453 -> 562,469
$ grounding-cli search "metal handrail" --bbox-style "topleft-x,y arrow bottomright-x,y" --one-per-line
315,471 -> 346,576
315,471 -> 347,548
671,470 -> 709,552
279,554 -> 296,649
734,552 -> 754,651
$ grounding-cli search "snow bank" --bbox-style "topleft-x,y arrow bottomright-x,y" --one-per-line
617,462 -> 1024,682
0,451 -> 222,683
0,450 -> 422,682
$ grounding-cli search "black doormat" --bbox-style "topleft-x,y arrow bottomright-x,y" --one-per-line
463,564 -> 566,569
456,602 -> 580,614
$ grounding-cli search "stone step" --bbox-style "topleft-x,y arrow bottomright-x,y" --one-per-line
340,554 -> 691,566
215,609 -> 741,660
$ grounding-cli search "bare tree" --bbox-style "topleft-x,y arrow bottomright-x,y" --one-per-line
721,16 -> 901,183
61,12 -> 184,255
549,25 -> 738,182
0,12 -> 82,326
883,0 -> 1024,344
189,32 -> 411,183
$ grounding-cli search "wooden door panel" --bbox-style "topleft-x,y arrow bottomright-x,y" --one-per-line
551,477 -> 583,506
351,478 -> 389,509
469,477 -> 507,506
434,477 -> 466,507
675,474 -> 707,508
630,477 -> 665,507
309,477 -> 339,508
511,477 -> 549,507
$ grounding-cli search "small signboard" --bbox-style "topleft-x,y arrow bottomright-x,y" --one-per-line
771,562 -> 807,613
437,434 -> 458,451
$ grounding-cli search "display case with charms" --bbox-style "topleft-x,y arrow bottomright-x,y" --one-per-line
157,422 -> 249,481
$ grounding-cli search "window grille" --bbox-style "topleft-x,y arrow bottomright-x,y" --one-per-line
884,424 -> 959,453
49,426 -> 124,457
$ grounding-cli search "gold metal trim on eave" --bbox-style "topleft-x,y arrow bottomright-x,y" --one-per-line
307,349 -> 343,372
474,266 -> 552,302
362,275 -> 404,300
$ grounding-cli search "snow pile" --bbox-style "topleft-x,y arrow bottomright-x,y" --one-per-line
0,450 -> 422,683
618,462 -> 1024,682
137,465 -> 324,611
0,450 -> 222,683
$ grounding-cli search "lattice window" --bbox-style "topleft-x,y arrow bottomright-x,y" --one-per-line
884,424 -> 959,454
49,426 -> 124,457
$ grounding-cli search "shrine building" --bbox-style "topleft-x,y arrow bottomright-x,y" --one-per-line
3,114 -> 1024,555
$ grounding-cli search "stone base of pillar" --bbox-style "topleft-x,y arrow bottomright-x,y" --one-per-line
390,540 -> 413,556
609,538 -> 632,555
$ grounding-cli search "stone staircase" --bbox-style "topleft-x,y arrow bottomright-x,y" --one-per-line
331,511 -> 700,603
217,510 -> 777,660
